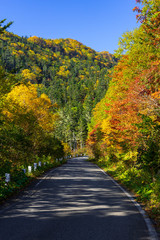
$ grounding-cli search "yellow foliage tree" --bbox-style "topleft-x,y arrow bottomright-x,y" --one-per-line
21,69 -> 37,83
4,83 -> 59,132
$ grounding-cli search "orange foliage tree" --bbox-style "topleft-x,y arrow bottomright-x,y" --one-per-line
87,0 -> 160,172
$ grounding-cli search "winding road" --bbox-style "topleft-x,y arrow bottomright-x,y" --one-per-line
0,157 -> 158,240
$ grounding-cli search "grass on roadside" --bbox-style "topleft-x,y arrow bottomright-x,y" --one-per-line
0,157 -> 66,203
89,157 -> 160,230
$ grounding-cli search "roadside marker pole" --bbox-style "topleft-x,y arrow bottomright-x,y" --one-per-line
28,166 -> 32,173
5,173 -> 10,183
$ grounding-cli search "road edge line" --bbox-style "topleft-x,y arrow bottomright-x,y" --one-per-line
96,164 -> 159,240
0,167 -> 58,214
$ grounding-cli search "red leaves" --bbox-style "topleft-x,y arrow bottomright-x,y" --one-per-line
139,89 -> 151,96
133,5 -> 142,21
88,0 -> 160,159
105,103 -> 110,107
133,6 -> 140,12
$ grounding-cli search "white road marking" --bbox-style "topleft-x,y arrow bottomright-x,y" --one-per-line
96,164 -> 159,240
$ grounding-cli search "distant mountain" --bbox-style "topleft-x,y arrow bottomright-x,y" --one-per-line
0,31 -> 117,148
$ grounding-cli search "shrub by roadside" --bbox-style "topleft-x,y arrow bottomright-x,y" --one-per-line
89,157 -> 160,231
0,156 -> 67,203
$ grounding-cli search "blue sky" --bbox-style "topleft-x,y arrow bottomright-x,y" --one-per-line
1,0 -> 140,53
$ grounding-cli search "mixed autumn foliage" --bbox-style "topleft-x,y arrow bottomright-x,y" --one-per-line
0,0 -> 159,224
0,30 -> 116,148
87,0 -> 160,221
0,19 -> 116,199
0,66 -> 66,200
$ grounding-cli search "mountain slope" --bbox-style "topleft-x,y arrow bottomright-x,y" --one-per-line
0,32 -> 117,147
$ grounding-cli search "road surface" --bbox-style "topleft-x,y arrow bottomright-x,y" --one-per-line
0,157 -> 158,240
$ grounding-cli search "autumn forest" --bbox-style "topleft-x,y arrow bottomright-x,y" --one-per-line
0,0 -> 160,225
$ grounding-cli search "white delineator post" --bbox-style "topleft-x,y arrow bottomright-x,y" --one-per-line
28,166 -> 32,173
34,163 -> 37,171
38,161 -> 41,167
5,173 -> 10,183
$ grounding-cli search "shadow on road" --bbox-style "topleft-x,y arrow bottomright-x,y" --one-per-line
0,157 -> 151,240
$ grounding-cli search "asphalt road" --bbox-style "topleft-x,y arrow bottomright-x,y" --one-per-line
0,157 -> 158,240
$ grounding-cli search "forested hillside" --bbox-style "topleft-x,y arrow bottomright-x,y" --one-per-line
0,24 -> 117,200
0,0 -> 159,226
87,0 -> 160,223
0,32 -> 117,147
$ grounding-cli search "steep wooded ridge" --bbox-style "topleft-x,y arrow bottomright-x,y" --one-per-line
0,32 -> 117,146
87,0 -> 160,226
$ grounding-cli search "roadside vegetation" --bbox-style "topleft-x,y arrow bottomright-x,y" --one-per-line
0,18 -> 114,202
0,0 -> 159,229
0,156 -> 66,203
87,0 -> 160,227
